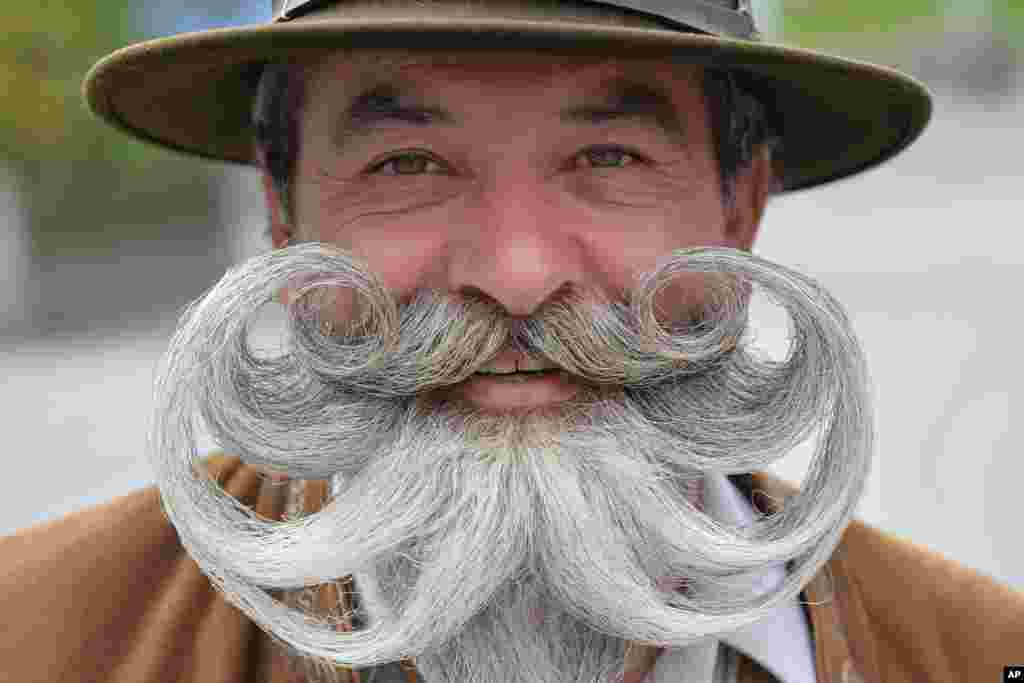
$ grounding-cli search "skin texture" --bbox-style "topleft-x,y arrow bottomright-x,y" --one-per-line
265,53 -> 771,338
145,49 -> 874,683
269,52 -> 776,680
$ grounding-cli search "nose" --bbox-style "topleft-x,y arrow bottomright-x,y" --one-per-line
445,176 -> 587,319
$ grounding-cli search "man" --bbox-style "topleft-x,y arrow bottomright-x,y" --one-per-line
2,1 -> 1022,683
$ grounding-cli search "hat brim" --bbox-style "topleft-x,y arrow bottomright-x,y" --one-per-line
84,16 -> 933,193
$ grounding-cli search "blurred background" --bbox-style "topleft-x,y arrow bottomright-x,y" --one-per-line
2,2 -> 1022,590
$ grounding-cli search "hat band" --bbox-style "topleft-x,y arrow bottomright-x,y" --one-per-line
272,0 -> 759,40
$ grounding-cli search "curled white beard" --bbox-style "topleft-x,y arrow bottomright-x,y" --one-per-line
149,242 -> 873,683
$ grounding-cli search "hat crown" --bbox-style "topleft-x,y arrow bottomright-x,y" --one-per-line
272,0 -> 759,39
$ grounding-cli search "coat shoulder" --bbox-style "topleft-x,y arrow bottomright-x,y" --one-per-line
747,469 -> 1024,683
0,452 -> 292,683
836,514 -> 1024,682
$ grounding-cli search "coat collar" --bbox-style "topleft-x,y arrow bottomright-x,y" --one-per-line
743,470 -> 878,683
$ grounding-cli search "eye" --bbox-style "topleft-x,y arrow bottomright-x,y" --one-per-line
367,151 -> 447,176
574,145 -> 647,170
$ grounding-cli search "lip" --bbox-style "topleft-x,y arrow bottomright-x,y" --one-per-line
458,370 -> 579,409
479,349 -> 559,374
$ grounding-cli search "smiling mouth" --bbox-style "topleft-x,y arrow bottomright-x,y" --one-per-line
473,369 -> 563,378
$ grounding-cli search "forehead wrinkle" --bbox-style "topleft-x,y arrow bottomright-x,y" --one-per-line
561,73 -> 691,150
321,57 -> 700,154
328,77 -> 438,151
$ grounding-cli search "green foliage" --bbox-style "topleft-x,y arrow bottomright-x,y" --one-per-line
778,0 -> 947,49
1,5 -> 222,256
779,0 -> 1023,47
994,0 -> 1024,51
781,0 -> 944,38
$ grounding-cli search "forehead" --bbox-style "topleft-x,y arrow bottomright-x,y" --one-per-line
299,49 -> 706,108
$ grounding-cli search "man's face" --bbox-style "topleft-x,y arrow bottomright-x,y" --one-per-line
269,51 -> 769,414
151,49 -> 870,683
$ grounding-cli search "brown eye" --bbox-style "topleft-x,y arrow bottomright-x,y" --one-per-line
369,152 -> 446,176
576,145 -> 645,169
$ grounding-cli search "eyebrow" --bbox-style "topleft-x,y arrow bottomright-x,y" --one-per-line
332,75 -> 689,151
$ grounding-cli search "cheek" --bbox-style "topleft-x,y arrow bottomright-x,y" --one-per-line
308,226 -> 442,327
292,182 -> 445,307
577,171 -> 679,208
595,221 -> 733,331
319,176 -> 464,224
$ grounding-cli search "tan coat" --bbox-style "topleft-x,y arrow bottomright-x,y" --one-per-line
2,452 -> 1021,682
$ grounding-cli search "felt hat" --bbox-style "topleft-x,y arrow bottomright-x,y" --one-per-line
83,0 -> 933,193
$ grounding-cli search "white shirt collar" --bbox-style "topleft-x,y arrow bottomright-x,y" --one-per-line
648,473 -> 817,683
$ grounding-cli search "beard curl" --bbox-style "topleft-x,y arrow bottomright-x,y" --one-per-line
148,241 -> 873,675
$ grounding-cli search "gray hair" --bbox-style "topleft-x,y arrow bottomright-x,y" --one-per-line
253,57 -> 782,236
148,241 -> 870,682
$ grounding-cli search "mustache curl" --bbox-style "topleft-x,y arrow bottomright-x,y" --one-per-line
148,241 -> 874,665
286,258 -> 738,396
180,242 -> 856,480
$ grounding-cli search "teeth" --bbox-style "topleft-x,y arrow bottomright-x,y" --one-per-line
476,357 -> 558,375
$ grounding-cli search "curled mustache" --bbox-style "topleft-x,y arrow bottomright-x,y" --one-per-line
170,242 -> 845,480
148,242 -> 873,669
